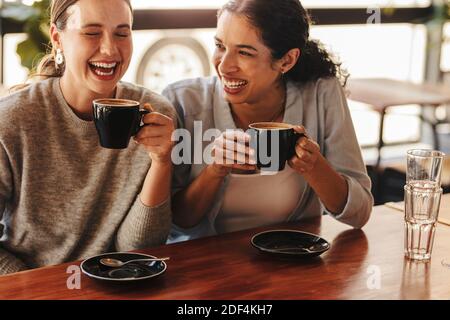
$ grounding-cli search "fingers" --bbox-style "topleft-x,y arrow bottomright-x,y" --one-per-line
295,135 -> 319,154
293,125 -> 306,135
143,102 -> 155,112
294,144 -> 314,162
214,136 -> 255,157
135,112 -> 174,140
288,156 -> 313,173
213,145 -> 256,165
142,112 -> 172,126
222,130 -> 251,144
135,125 -> 170,140
213,130 -> 256,165
223,163 -> 258,171
135,136 -> 171,147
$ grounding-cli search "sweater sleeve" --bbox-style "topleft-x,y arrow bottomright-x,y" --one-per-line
115,196 -> 172,252
0,142 -> 27,275
319,78 -> 374,228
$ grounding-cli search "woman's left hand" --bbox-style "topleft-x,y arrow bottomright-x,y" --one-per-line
288,126 -> 321,175
134,104 -> 175,164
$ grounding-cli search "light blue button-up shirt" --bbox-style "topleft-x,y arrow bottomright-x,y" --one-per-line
163,76 -> 373,243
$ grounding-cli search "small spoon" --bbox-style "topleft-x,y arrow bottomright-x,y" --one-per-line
273,243 -> 328,253
100,257 -> 170,268
273,247 -> 314,253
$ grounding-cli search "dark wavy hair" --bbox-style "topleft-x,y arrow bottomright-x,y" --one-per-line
218,0 -> 348,86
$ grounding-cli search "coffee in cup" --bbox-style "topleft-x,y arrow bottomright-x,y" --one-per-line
93,98 -> 150,149
248,122 -> 303,172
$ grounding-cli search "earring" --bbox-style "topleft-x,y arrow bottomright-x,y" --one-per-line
55,48 -> 64,66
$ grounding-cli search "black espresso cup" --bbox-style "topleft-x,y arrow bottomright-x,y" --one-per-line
93,98 -> 150,149
248,122 -> 304,172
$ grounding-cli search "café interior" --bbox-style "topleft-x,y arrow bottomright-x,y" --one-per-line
0,0 -> 450,300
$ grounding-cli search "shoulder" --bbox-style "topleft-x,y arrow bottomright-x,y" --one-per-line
293,76 -> 342,95
315,76 -> 344,95
161,76 -> 218,117
117,81 -> 176,120
0,79 -> 54,130
296,77 -> 346,110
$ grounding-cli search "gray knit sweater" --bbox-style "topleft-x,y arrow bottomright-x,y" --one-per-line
0,78 -> 174,275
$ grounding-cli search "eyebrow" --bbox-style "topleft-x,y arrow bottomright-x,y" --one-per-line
81,23 -> 131,29
214,36 -> 258,52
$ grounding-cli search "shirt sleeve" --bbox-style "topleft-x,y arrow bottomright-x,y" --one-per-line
161,85 -> 192,196
318,78 -> 374,228
114,94 -> 178,251
0,142 -> 27,275
115,196 -> 172,251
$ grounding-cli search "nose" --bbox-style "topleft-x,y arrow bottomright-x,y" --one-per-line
217,51 -> 239,75
99,33 -> 119,57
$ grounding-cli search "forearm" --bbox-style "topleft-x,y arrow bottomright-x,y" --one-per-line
115,160 -> 173,251
303,155 -> 348,214
172,165 -> 226,228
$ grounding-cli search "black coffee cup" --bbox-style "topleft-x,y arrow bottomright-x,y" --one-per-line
93,98 -> 150,149
248,122 -> 304,172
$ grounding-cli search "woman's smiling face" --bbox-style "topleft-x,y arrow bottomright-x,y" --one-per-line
55,0 -> 133,96
213,11 -> 283,105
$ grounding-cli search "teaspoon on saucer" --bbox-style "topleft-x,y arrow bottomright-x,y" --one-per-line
100,257 -> 170,268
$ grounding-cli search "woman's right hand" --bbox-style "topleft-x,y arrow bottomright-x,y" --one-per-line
208,130 -> 257,177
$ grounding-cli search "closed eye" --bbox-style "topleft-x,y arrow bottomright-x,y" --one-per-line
115,33 -> 130,38
215,42 -> 225,50
239,50 -> 253,57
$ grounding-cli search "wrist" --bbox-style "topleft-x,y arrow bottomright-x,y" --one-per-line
206,164 -> 230,179
150,152 -> 172,165
150,157 -> 173,169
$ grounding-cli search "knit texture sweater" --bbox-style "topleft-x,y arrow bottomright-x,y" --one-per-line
0,78 -> 174,275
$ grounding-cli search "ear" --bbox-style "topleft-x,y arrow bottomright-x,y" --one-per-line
279,48 -> 301,74
50,23 -> 62,50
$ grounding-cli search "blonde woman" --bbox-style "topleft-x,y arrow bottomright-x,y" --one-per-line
0,0 -> 176,275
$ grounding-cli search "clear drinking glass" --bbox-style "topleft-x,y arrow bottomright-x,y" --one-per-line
406,149 -> 444,189
404,184 -> 442,261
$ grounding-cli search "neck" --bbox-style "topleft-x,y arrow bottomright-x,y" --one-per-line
230,81 -> 286,129
59,76 -> 116,121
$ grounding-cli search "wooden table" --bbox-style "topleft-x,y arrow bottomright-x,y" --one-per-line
2,196 -> 450,300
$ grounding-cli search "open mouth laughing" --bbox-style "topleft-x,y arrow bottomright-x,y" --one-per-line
222,77 -> 249,94
88,61 -> 119,78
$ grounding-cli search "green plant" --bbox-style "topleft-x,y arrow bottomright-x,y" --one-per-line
0,0 -> 50,73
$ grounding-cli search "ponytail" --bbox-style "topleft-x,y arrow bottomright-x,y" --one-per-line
286,40 -> 349,86
34,52 -> 64,80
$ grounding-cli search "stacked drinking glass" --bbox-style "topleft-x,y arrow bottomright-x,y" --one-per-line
404,149 -> 445,261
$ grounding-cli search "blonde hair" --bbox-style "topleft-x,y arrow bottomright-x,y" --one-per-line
35,0 -> 132,80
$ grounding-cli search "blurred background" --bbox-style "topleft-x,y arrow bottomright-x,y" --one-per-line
0,0 -> 449,202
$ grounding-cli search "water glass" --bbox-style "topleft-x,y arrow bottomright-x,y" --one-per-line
404,184 -> 442,261
406,149 -> 444,188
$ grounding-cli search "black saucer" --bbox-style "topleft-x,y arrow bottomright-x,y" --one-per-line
251,229 -> 330,257
80,252 -> 167,282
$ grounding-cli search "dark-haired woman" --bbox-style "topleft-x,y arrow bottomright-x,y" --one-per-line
164,0 -> 373,243
0,0 -> 176,275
